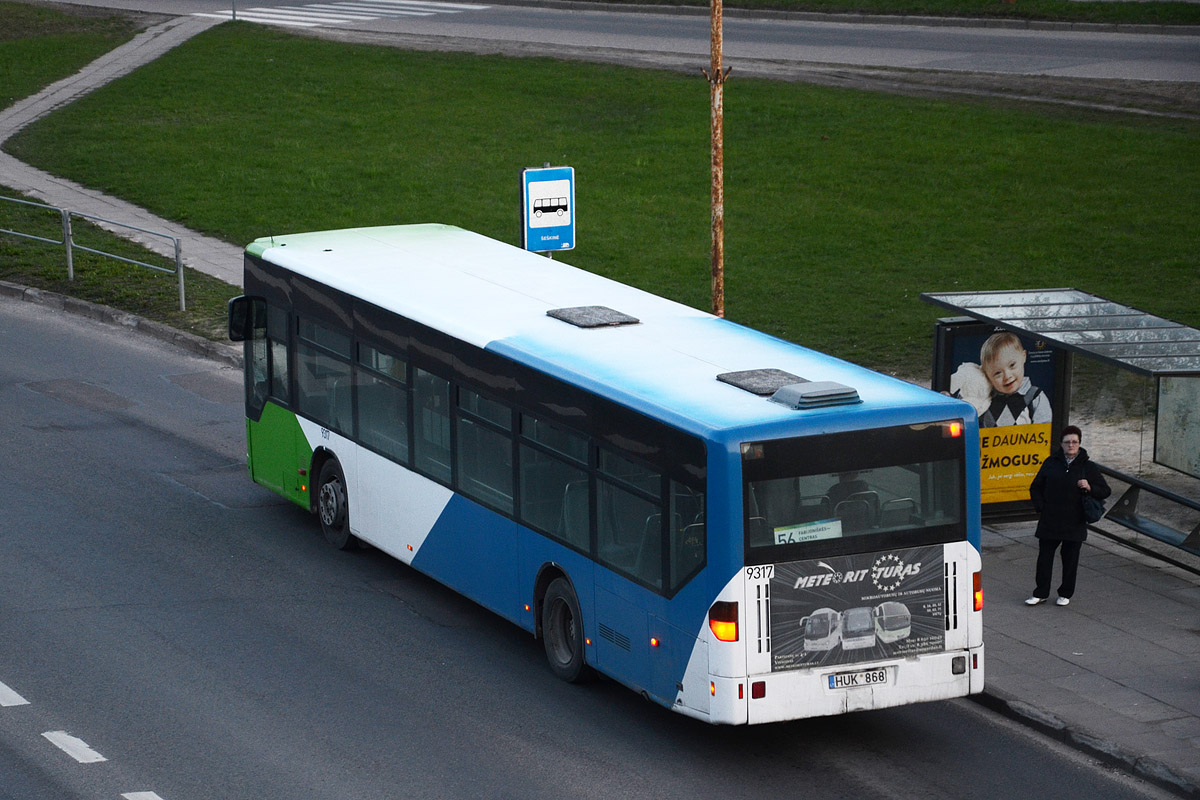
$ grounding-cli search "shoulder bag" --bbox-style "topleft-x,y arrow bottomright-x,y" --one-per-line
1082,493 -> 1106,523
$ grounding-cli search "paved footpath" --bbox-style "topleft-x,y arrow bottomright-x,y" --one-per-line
1,13 -> 1199,797
0,14 -> 242,286
981,520 -> 1200,797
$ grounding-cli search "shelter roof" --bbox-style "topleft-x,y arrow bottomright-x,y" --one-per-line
921,288 -> 1200,376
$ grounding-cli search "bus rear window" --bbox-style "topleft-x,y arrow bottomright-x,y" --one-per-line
743,421 -> 966,564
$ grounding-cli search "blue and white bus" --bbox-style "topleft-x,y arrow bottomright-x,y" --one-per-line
228,223 -> 984,724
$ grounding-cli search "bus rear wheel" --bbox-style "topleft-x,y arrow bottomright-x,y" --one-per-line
317,459 -> 354,550
542,578 -> 589,683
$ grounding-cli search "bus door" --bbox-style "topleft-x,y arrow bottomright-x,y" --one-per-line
234,298 -> 311,505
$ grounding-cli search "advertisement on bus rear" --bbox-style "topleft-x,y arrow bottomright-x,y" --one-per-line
768,546 -> 945,672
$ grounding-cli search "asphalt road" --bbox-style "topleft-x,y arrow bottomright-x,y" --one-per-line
0,296 -> 1180,800
47,0 -> 1200,83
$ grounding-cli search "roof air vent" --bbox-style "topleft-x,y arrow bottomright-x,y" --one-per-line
770,381 -> 861,410
717,369 -> 807,396
547,306 -> 639,328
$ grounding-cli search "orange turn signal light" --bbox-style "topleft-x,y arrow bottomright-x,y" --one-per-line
709,601 -> 739,642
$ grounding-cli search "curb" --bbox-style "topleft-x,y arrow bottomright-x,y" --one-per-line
0,279 -> 242,369
971,690 -> 1199,798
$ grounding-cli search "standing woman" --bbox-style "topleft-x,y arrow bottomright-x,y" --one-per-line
1026,425 -> 1111,607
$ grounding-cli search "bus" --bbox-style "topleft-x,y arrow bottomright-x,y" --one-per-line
874,601 -> 912,644
228,223 -> 984,724
799,608 -> 841,652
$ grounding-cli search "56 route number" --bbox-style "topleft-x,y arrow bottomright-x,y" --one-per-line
745,565 -> 774,581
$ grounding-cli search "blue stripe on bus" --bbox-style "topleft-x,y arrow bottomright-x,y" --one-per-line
408,494 -> 526,630
408,492 -> 718,696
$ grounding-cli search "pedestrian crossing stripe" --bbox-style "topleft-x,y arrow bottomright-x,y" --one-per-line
194,0 -> 489,28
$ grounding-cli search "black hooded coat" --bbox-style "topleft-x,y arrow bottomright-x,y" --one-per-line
1029,446 -> 1111,542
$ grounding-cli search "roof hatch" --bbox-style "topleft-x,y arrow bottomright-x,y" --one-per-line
716,369 -> 807,396
719,369 -> 860,409
547,306 -> 639,328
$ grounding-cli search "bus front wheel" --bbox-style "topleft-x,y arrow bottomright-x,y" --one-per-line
542,578 -> 589,683
317,459 -> 354,550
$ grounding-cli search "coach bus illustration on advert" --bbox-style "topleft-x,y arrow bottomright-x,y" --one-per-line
228,223 -> 984,725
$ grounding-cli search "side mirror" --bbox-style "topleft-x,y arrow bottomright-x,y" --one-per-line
228,295 -> 264,342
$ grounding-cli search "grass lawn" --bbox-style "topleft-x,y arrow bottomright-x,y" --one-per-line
0,2 -> 143,108
3,14 -> 1198,378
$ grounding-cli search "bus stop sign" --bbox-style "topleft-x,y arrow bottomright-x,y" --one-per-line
521,166 -> 575,252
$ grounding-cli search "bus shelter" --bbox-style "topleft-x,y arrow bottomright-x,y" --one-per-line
921,288 -> 1200,560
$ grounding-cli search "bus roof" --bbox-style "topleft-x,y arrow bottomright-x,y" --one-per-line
248,224 -> 972,441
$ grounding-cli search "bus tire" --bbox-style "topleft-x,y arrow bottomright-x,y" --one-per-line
317,458 -> 354,550
542,577 -> 589,683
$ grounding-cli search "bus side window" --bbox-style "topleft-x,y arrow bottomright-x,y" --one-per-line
356,344 -> 408,464
597,450 -> 663,590
413,368 -> 451,483
456,388 -> 513,514
670,482 -> 705,590
249,336 -> 268,412
267,304 -> 290,405
518,413 -> 589,553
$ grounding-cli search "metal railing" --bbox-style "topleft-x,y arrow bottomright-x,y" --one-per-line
1094,463 -> 1200,566
1,195 -> 185,311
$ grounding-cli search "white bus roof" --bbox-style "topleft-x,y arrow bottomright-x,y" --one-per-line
248,224 -> 968,439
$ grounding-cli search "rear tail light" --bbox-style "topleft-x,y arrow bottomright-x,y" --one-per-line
709,601 -> 739,642
973,571 -> 983,611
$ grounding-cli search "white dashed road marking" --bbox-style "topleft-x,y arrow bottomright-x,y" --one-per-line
0,680 -> 30,707
42,730 -> 108,763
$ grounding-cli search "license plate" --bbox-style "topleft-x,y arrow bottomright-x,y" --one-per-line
828,667 -> 889,690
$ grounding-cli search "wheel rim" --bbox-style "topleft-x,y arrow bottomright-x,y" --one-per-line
319,478 -> 343,528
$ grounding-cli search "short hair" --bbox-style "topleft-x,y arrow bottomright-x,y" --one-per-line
981,332 -> 1025,366
1061,425 -> 1082,442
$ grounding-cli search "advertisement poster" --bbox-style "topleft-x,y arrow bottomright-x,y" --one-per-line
934,320 -> 1064,509
768,546 -> 945,672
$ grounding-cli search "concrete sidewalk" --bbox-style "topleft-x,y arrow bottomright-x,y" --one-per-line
2,13 -> 1199,798
980,519 -> 1200,797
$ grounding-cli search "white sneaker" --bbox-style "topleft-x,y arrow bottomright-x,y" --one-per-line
1025,596 -> 1046,605
1056,597 -> 1070,606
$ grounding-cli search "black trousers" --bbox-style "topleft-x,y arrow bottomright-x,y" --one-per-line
1034,538 -> 1083,600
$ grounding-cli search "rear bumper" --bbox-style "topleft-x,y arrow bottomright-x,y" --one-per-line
704,644 -> 985,725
